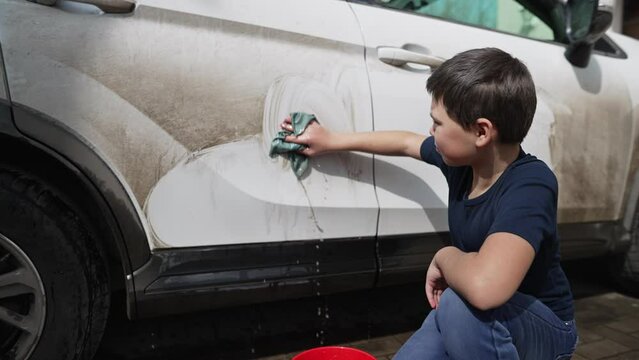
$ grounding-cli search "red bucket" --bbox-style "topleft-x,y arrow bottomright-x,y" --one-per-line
292,346 -> 376,360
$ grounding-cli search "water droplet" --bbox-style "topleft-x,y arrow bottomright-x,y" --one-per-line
317,307 -> 322,316
251,348 -> 256,354
298,181 -> 324,233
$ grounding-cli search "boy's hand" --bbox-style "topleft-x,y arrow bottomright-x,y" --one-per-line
425,257 -> 448,309
280,116 -> 336,157
280,117 -> 424,158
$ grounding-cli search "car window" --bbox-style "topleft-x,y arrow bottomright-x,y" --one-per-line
369,0 -> 555,41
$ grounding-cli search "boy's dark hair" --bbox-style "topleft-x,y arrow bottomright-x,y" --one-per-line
426,48 -> 536,144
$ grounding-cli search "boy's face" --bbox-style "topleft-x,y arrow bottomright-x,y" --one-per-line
429,98 -> 478,166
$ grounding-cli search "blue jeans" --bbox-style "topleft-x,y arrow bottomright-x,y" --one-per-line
393,289 -> 578,360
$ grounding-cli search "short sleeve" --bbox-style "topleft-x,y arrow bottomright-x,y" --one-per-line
420,137 -> 449,178
487,169 -> 558,253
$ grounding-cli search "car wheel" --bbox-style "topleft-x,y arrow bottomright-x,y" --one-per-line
0,169 -> 110,360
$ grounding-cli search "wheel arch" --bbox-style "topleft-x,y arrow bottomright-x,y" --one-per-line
0,101 -> 152,319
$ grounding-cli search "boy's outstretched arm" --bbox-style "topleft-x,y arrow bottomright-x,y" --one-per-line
280,117 -> 426,159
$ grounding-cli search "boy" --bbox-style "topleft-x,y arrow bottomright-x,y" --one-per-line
280,48 -> 577,359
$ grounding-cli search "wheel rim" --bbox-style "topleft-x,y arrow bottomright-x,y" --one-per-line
0,232 -> 46,360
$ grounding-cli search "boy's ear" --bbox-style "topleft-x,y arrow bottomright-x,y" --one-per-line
474,118 -> 496,147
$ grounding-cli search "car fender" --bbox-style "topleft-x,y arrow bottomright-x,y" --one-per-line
605,33 -> 639,239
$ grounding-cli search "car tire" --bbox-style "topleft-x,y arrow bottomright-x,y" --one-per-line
0,168 -> 110,360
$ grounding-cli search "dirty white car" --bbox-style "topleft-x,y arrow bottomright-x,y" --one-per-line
0,0 -> 638,358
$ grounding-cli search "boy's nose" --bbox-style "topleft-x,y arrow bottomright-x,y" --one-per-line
429,126 -> 435,137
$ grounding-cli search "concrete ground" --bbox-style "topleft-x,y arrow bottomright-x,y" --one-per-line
257,292 -> 639,360
256,258 -> 639,360
96,257 -> 639,360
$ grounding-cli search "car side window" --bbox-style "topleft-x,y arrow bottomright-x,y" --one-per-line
370,0 -> 555,42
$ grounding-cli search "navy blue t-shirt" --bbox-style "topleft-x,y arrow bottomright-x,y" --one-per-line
420,137 -> 574,321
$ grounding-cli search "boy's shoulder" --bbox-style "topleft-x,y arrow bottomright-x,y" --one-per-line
506,152 -> 558,191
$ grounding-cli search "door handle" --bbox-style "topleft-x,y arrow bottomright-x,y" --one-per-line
377,47 -> 445,68
69,0 -> 135,13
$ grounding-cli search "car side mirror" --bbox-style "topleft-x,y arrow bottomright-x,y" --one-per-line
26,0 -> 135,13
563,0 -> 614,68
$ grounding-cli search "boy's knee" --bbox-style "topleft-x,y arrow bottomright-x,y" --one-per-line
437,289 -> 484,330
436,289 -> 495,354
438,288 -> 467,316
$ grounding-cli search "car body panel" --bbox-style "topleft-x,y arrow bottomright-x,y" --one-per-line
0,0 -> 378,249
349,2 -> 636,233
0,44 -> 7,102
602,32 -> 639,235
141,0 -> 378,247
133,236 -> 378,317
0,0 -> 184,253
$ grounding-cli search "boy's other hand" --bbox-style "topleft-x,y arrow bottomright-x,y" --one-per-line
425,258 -> 448,309
280,116 -> 336,157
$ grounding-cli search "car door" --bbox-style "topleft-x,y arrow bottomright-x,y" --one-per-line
136,1 -> 380,250
348,0 -> 633,283
1,0 -> 378,250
